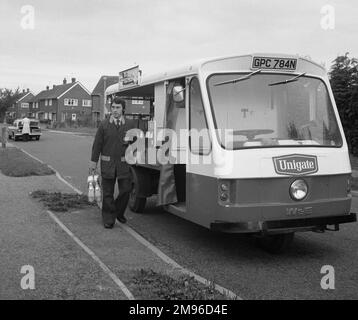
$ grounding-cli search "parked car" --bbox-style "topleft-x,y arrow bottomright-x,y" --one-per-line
8,118 -> 42,141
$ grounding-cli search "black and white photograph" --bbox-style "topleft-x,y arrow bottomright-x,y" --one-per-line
0,0 -> 357,306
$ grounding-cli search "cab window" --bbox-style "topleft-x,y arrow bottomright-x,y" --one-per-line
189,77 -> 211,155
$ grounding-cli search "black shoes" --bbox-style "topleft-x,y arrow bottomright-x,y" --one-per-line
117,216 -> 127,224
104,217 -> 126,228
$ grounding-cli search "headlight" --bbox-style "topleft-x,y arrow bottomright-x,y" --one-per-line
290,179 -> 308,201
218,180 -> 230,203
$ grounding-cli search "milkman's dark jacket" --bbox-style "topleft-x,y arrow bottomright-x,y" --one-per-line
91,116 -> 137,179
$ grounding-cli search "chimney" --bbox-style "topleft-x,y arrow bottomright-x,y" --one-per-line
22,89 -> 25,93
71,77 -> 76,83
46,86 -> 49,90
63,78 -> 67,85
27,88 -> 30,92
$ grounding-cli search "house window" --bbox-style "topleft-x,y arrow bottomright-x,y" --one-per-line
49,99 -> 52,106
64,98 -> 78,106
71,114 -> 77,121
82,99 -> 92,107
45,100 -> 48,106
21,103 -> 29,108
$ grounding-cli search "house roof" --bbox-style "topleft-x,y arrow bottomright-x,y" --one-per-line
29,81 -> 90,102
91,76 -> 118,96
19,93 -> 34,103
29,82 -> 74,102
16,92 -> 33,103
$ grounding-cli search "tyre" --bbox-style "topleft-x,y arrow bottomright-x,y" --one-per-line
128,181 -> 147,213
13,133 -> 18,141
256,233 -> 294,254
36,136 -> 40,141
128,168 -> 147,213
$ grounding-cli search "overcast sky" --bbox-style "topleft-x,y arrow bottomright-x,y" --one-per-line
0,0 -> 357,94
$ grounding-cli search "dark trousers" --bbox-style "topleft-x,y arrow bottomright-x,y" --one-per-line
101,176 -> 131,225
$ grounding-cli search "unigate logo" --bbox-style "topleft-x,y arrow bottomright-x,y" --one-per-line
273,154 -> 318,176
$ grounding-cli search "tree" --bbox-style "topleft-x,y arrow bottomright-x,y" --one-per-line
329,53 -> 358,155
0,88 -> 21,121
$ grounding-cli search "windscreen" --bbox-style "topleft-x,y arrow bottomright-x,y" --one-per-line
207,73 -> 342,149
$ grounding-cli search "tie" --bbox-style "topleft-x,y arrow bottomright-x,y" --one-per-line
115,119 -> 119,128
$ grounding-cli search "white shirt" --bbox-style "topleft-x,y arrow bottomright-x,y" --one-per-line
22,117 -> 30,134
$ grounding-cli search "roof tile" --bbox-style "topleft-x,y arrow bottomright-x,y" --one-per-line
30,82 -> 77,102
91,76 -> 118,96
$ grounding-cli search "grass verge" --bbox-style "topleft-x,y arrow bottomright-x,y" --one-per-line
129,269 -> 230,300
0,148 -> 54,177
46,126 -> 97,135
30,190 -> 96,212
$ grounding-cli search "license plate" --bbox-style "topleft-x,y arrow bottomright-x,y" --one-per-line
252,57 -> 297,71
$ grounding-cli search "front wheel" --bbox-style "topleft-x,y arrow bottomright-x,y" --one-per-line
128,182 -> 147,213
256,233 -> 294,254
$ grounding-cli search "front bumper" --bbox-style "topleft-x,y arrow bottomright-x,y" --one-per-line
210,213 -> 357,234
14,132 -> 42,136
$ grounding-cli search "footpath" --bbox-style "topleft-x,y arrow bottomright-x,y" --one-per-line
0,142 -> 234,300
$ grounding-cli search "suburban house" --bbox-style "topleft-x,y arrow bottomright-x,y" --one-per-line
29,78 -> 92,123
91,76 -> 119,122
6,89 -> 34,119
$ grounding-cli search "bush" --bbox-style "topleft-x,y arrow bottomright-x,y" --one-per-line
5,117 -> 14,125
78,114 -> 93,127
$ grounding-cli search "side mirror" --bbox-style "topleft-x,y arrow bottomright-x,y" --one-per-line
173,85 -> 185,103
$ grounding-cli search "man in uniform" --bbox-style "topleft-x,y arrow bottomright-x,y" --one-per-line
89,97 -> 135,228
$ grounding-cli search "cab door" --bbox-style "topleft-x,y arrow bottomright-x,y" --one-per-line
186,76 -> 215,227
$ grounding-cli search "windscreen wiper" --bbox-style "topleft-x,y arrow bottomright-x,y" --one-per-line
268,72 -> 306,86
214,69 -> 262,86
